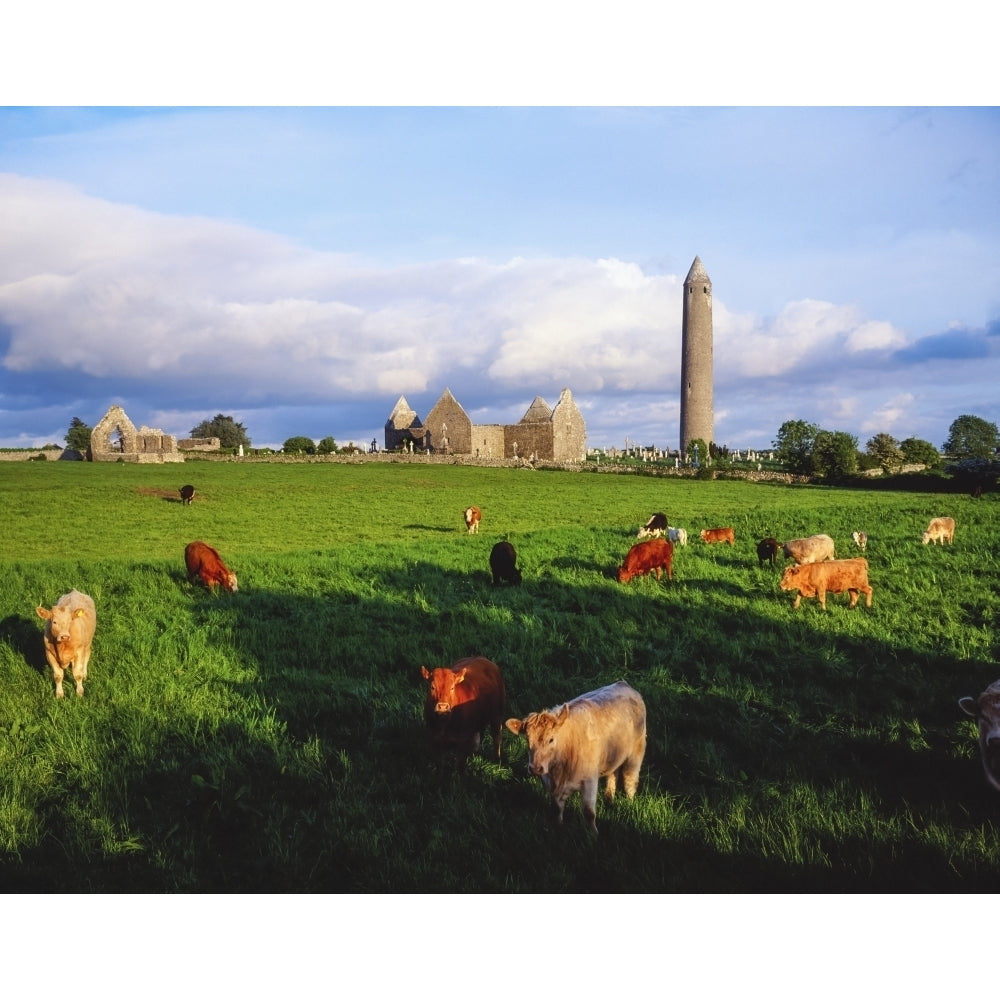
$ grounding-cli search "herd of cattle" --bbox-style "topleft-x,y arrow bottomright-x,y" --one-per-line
32,490 -> 998,827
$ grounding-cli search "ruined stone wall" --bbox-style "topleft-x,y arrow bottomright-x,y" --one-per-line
504,422 -> 552,460
178,437 -> 221,451
470,424 -> 506,459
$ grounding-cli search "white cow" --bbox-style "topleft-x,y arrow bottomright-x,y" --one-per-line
960,681 -> 1000,792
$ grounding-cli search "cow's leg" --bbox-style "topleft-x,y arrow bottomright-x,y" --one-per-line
604,770 -> 617,800
46,652 -> 65,699
580,778 -> 599,833
792,594 -> 802,609
848,589 -> 859,608
622,740 -> 645,798
818,586 -> 827,610
864,587 -> 873,607
71,657 -> 86,697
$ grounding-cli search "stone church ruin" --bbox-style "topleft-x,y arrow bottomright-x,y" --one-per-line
385,387 -> 586,462
89,405 -> 184,463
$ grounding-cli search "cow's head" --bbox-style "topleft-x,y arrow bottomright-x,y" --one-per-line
506,705 -> 570,777
222,572 -> 238,592
960,681 -> 1000,792
779,565 -> 802,591
36,603 -> 86,641
422,665 -> 468,714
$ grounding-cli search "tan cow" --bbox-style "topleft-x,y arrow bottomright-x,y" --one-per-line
505,680 -> 646,833
959,681 -> 1000,792
922,516 -> 955,545
36,589 -> 96,698
700,526 -> 735,545
780,557 -> 873,610
782,534 -> 835,565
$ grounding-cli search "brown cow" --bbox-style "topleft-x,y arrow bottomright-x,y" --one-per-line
505,680 -> 646,833
959,680 -> 1000,792
756,537 -> 781,566
36,589 -> 96,698
421,657 -> 506,766
922,516 -> 955,545
617,537 -> 673,584
184,540 -> 238,592
782,534 -> 835,564
489,541 -> 522,585
700,527 -> 735,545
464,506 -> 481,534
780,557 -> 872,610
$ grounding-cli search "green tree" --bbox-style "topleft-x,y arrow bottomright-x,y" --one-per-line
65,417 -> 92,452
812,429 -> 859,481
773,419 -> 819,475
190,414 -> 252,450
317,436 -> 337,455
942,414 -> 1000,460
865,433 -> 904,474
283,436 -> 315,455
899,437 -> 940,468
685,438 -> 708,466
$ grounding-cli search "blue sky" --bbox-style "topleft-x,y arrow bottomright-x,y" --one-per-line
1,103 -> 997,452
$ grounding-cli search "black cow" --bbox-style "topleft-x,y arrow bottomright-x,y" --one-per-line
180,485 -> 195,505
490,541 -> 522,586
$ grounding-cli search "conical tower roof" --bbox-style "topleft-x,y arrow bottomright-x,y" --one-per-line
520,395 -> 553,423
684,255 -> 711,286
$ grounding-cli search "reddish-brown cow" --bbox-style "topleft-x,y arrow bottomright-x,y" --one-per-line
617,537 -> 673,584
421,656 -> 506,766
700,527 -> 735,545
464,506 -> 482,534
184,540 -> 238,592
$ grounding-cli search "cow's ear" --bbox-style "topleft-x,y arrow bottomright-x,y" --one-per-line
556,704 -> 570,723
420,666 -> 431,679
36,606 -> 51,620
505,718 -> 524,735
74,608 -> 86,618
959,696 -> 979,718
456,668 -> 468,683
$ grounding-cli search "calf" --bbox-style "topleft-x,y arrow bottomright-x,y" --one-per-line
506,680 -> 646,833
421,657 -> 506,766
179,484 -> 195,505
184,540 -> 238,592
617,537 -> 673,584
489,541 -> 522,585
700,526 -> 735,546
922,516 -> 955,545
780,557 -> 872,610
36,589 -> 96,698
637,512 -> 668,538
782,534 -> 835,565
464,506 -> 481,534
851,530 -> 868,551
959,681 -> 1000,792
756,537 -> 781,566
667,526 -> 688,547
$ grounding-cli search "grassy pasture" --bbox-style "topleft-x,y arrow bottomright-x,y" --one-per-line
1,458 -> 998,892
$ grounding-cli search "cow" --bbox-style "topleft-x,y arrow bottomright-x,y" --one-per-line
756,537 -> 781,566
505,680 -> 646,833
637,512 -> 668,538
617,537 -> 673,584
184,540 -> 238,592
36,589 -> 96,698
700,526 -> 735,546
782,534 -> 836,565
489,541 -> 522,585
959,681 -> 1000,793
852,531 -> 868,551
779,557 -> 872,610
922,516 -> 955,545
464,506 -> 481,534
179,484 -> 195,505
421,657 -> 506,767
667,526 -> 688,547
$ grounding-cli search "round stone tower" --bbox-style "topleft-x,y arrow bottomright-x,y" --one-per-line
679,255 -> 714,456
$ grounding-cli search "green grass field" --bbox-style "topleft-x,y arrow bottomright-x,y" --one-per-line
1,458 -> 998,891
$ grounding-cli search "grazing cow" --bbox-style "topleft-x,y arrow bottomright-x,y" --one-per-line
489,541 -> 522,585
756,537 -> 781,566
922,516 -> 955,545
667,526 -> 688,547
36,589 -> 96,698
184,540 -> 238,592
179,484 -> 195,505
464,506 -> 481,534
852,531 -> 868,551
972,484 -> 984,500
505,680 -> 646,833
780,557 -> 872,610
782,534 -> 836,565
617,537 -> 673,584
421,657 -> 506,766
959,681 -> 1000,793
700,526 -> 735,546
637,512 -> 668,538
